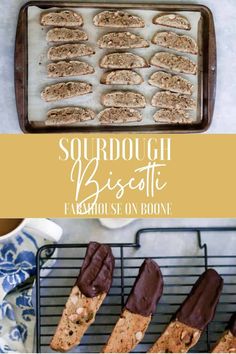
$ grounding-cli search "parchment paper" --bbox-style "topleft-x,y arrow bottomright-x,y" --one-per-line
28,6 -> 201,126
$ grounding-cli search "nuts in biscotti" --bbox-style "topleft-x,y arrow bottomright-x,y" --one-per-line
46,28 -> 88,43
97,31 -> 149,49
100,52 -> 149,69
98,108 -> 142,124
101,70 -> 143,85
212,314 -> 236,352
153,13 -> 191,30
153,109 -> 192,124
41,82 -> 92,102
152,31 -> 198,55
45,107 -> 96,126
148,71 -> 193,95
47,61 -> 94,78
40,10 -> 83,27
150,52 -> 197,75
151,91 -> 196,110
48,44 -> 95,61
93,10 -> 145,28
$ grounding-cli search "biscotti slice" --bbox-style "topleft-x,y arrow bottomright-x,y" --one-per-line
46,28 -> 88,43
150,52 -> 197,75
93,10 -> 145,28
152,31 -> 198,55
98,108 -> 142,124
102,259 -> 163,353
101,70 -> 143,85
48,44 -> 95,61
40,10 -> 83,27
100,52 -> 149,69
47,61 -> 94,78
45,107 -> 96,126
148,269 -> 223,353
151,91 -> 196,110
153,13 -> 191,30
211,314 -> 236,353
102,91 -> 146,108
41,82 -> 92,102
153,109 -> 192,124
98,32 -> 149,49
149,71 -> 193,95
50,242 -> 115,352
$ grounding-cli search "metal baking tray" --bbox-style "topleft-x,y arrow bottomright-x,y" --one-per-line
36,227 -> 236,352
15,2 -> 216,133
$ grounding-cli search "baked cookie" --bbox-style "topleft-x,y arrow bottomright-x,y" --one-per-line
211,313 -> 236,353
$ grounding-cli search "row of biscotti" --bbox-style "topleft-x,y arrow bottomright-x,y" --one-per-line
49,242 -> 235,353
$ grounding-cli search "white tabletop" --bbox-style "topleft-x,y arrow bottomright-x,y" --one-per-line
0,0 -> 236,133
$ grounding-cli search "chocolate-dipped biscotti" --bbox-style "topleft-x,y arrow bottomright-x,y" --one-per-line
102,259 -> 163,353
211,313 -> 236,353
50,242 -> 115,352
148,269 -> 223,353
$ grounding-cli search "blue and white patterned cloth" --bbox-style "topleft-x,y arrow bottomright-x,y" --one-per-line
0,231 -> 56,353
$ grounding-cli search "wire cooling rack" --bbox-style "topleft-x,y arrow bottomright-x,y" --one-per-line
36,227 -> 236,353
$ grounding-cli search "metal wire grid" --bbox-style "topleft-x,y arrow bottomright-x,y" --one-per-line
36,227 -> 236,353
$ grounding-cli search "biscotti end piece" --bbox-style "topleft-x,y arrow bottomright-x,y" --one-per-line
41,82 -> 92,102
97,32 -> 149,49
148,319 -> 201,353
152,31 -> 198,55
211,330 -> 236,353
102,91 -> 146,108
150,52 -> 197,75
153,13 -> 191,30
46,107 -> 96,126
40,10 -> 83,27
149,71 -> 193,95
98,108 -> 142,124
50,286 -> 106,352
153,109 -> 192,124
93,10 -> 145,28
48,44 -> 95,61
46,28 -> 88,43
47,61 -> 94,78
100,52 -> 149,69
151,91 -> 196,110
102,309 -> 151,353
101,70 -> 143,85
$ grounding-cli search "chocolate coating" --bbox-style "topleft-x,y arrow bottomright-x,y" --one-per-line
76,242 -> 115,298
227,313 -> 236,336
125,259 -> 163,317
176,269 -> 223,331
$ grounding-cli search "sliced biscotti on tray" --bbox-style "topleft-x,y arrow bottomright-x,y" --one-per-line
41,81 -> 92,102
98,32 -> 149,49
151,91 -> 196,110
150,52 -> 197,75
102,91 -> 146,108
101,70 -> 143,85
47,61 -> 94,78
45,107 -> 96,126
41,10 -> 83,27
102,259 -> 163,353
46,28 -> 88,43
98,108 -> 142,124
48,43 -> 95,61
211,313 -> 236,353
148,269 -> 223,353
50,242 -> 115,352
153,13 -> 191,31
153,109 -> 192,124
152,31 -> 198,55
149,71 -> 193,95
93,10 -> 145,28
100,52 -> 149,69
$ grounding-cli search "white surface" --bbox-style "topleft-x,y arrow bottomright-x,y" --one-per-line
28,6 -> 200,124
0,0 -> 236,133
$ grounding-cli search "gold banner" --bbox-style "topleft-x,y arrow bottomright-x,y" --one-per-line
0,134 -> 235,218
